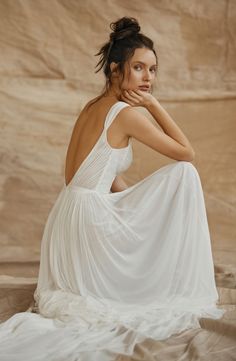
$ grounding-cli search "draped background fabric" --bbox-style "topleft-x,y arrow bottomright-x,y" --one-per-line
0,0 -> 235,359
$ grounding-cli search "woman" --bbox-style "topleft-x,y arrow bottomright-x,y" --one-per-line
0,16 -> 225,361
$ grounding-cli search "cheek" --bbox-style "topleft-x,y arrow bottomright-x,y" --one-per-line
121,70 -> 140,88
129,70 -> 141,83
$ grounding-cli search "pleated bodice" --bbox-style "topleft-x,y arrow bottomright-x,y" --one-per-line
65,101 -> 133,194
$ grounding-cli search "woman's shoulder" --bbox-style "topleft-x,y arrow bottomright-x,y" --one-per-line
83,95 -> 103,111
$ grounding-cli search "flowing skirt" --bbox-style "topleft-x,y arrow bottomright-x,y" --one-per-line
0,161 -> 225,361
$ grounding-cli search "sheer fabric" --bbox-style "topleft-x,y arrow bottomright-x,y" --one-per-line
0,101 -> 225,360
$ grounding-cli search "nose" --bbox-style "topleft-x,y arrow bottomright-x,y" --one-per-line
143,69 -> 152,81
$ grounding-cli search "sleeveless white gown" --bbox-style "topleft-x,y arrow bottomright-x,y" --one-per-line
0,101 -> 225,360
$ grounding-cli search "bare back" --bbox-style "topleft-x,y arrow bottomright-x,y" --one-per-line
65,98 -> 130,186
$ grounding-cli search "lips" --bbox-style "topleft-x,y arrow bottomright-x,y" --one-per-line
138,85 -> 150,91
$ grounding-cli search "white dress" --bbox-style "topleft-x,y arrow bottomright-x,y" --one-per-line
0,101 -> 225,361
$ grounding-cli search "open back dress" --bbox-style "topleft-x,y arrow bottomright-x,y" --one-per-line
0,101 -> 225,361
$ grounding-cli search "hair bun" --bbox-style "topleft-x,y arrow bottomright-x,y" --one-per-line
109,17 -> 141,41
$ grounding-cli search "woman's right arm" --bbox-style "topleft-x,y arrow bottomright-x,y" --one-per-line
146,98 -> 195,160
119,94 -> 195,162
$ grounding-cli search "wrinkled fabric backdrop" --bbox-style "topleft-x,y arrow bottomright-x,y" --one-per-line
0,0 -> 235,360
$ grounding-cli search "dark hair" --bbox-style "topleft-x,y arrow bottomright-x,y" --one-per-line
92,17 -> 158,102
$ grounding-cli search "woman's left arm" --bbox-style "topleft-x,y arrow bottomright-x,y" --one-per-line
111,175 -> 129,192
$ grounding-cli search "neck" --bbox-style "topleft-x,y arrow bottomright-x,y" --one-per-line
103,85 -> 122,100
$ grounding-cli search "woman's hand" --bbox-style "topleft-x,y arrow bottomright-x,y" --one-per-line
120,89 -> 156,108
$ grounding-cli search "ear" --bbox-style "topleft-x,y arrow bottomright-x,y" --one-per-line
110,62 -> 119,75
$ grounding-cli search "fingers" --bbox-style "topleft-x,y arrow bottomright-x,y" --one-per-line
130,89 -> 144,97
120,91 -> 135,106
121,89 -> 143,106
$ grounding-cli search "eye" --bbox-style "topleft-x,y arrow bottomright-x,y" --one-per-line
134,65 -> 142,71
150,67 -> 157,73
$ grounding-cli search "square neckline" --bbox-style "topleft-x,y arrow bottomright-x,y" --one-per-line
64,101 -> 131,188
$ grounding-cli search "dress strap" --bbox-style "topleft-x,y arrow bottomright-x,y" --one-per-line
104,101 -> 130,129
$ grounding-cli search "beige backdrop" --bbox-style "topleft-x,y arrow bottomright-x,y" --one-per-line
0,1 -> 236,359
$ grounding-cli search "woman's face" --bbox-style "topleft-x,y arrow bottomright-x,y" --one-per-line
121,48 -> 157,93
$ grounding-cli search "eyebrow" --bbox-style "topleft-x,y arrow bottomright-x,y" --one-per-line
132,61 -> 157,67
